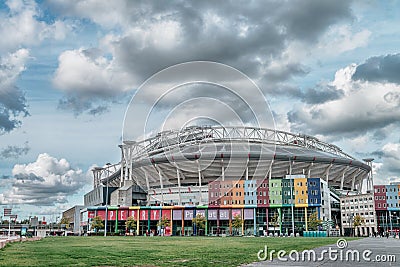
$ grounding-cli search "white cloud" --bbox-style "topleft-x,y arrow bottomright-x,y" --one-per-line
0,0 -> 69,53
288,63 -> 400,137
0,153 -> 90,205
382,143 -> 400,160
0,48 -> 30,87
318,25 -> 371,55
53,48 -> 135,96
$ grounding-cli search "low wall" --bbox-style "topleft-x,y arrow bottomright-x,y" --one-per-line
0,236 -> 42,249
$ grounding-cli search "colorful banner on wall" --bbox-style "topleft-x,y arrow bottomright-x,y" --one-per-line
118,210 -> 128,220
232,209 -> 242,218
150,209 -> 160,220
162,209 -> 172,220
96,210 -> 106,220
243,209 -> 254,220
139,209 -> 148,221
196,210 -> 206,218
172,210 -> 182,220
184,210 -> 194,220
108,210 -> 117,220
219,209 -> 229,220
208,209 -> 218,220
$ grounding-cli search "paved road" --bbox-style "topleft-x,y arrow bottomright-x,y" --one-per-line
245,237 -> 400,267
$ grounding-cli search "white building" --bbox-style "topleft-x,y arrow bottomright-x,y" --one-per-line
340,193 -> 377,236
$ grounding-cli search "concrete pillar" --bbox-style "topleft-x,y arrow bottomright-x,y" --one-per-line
221,159 -> 225,181
197,160 -> 202,205
176,165 -> 182,205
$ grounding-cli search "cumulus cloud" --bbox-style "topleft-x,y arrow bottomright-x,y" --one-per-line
0,49 -> 30,134
0,141 -> 30,159
0,0 -> 72,131
49,0 -> 354,114
288,61 -> 400,138
0,0 -> 70,53
0,153 -> 90,206
368,143 -> 400,183
53,48 -> 135,115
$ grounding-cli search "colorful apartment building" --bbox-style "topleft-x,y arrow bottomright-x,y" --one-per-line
373,183 -> 400,235
81,176 -> 331,236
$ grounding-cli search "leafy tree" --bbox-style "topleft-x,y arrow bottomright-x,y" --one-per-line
231,215 -> 243,236
125,216 -> 137,233
270,212 -> 279,235
157,216 -> 170,228
60,217 -> 70,229
91,216 -> 104,233
308,212 -> 322,231
353,214 -> 365,236
192,214 -> 206,235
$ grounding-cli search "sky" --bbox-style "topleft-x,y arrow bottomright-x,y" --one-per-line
1,0 -> 400,221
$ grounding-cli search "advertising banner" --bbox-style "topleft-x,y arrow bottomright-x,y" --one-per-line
108,210 -> 116,221
150,209 -> 160,220
172,210 -> 182,220
88,211 -> 95,219
208,209 -> 218,220
184,210 -> 194,220
139,210 -> 148,221
244,209 -> 254,220
232,209 -> 242,218
162,209 -> 172,220
196,210 -> 206,218
96,210 -> 106,220
118,210 -> 128,221
129,209 -> 137,218
219,209 -> 229,220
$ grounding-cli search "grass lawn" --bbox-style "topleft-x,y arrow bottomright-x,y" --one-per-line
0,236 -> 359,266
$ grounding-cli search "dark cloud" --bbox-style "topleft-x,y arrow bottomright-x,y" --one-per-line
263,63 -> 309,83
14,173 -> 45,182
287,107 -> 400,137
50,0 -> 354,115
275,0 -> 353,42
300,85 -> 345,104
352,54 -> 400,84
0,142 -> 30,159
0,85 -> 29,134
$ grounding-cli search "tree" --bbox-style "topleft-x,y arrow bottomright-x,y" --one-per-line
157,216 -> 170,228
91,216 -> 104,233
231,215 -> 243,236
192,214 -> 206,235
270,213 -> 279,235
308,212 -> 322,231
125,216 -> 137,234
353,214 -> 365,236
156,216 -> 170,236
60,217 -> 70,229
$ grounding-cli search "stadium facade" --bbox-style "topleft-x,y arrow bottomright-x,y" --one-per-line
77,126 -> 380,236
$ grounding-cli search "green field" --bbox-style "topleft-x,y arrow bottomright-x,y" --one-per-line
0,236 -> 359,266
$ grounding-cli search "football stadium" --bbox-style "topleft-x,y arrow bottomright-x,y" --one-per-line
81,125 -> 372,236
